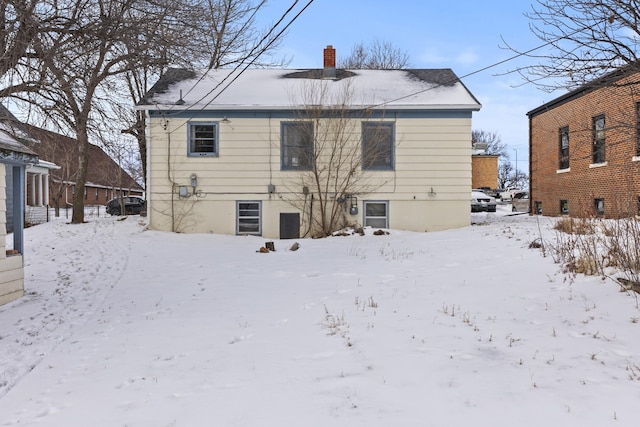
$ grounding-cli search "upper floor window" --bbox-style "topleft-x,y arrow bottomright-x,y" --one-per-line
636,102 -> 640,156
592,115 -> 606,164
362,122 -> 394,170
281,122 -> 313,170
188,122 -> 218,157
559,126 -> 569,169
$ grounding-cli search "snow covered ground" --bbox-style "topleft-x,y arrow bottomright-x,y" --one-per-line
1,206 -> 639,426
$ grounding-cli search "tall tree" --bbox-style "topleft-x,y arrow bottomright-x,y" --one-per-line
3,0 -> 193,224
338,39 -> 410,70
506,0 -> 640,92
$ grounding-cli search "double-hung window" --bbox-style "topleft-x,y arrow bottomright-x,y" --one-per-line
188,122 -> 218,157
281,122 -> 313,170
363,201 -> 389,228
592,115 -> 605,164
237,201 -> 261,235
362,122 -> 394,170
559,126 -> 569,169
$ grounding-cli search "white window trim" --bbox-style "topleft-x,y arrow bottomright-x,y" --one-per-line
589,162 -> 608,168
236,201 -> 262,235
363,200 -> 389,229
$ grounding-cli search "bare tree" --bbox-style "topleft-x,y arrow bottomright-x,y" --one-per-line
338,39 -> 410,70
498,161 -> 528,190
505,0 -> 640,92
2,0 -> 188,224
0,1 -> 42,79
120,0 -> 287,191
471,129 -> 509,158
282,80 -> 390,237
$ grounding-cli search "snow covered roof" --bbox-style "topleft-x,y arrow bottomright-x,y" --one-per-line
138,68 -> 482,112
0,104 -> 39,164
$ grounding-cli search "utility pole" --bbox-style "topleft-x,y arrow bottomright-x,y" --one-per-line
513,148 -> 518,187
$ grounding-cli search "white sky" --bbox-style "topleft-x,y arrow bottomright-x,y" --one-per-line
0,208 -> 639,425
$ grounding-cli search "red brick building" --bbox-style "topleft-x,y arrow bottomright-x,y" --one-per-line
23,125 -> 144,210
527,66 -> 640,218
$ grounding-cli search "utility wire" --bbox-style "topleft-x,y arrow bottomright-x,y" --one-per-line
162,0 -> 315,135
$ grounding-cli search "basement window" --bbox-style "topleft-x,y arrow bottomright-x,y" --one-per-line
560,199 -> 568,215
237,201 -> 261,235
594,198 -> 605,216
364,201 -> 389,228
188,122 -> 219,157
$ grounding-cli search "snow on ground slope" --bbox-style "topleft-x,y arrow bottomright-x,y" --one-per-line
0,210 -> 639,426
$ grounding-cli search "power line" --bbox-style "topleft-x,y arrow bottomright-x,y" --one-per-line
161,0 -> 315,135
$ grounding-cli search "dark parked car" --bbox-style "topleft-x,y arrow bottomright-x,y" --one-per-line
106,196 -> 145,216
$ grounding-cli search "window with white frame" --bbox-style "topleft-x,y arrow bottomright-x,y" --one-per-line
188,122 -> 219,157
237,201 -> 261,235
281,122 -> 313,170
592,115 -> 605,164
559,126 -> 569,169
362,122 -> 394,170
363,201 -> 389,228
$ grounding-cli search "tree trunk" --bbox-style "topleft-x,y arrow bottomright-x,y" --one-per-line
72,127 -> 90,224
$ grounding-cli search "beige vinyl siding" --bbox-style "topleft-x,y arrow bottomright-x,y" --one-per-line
147,114 -> 472,236
0,164 -> 25,306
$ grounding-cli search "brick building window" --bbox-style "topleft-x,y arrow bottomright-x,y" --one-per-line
559,126 -> 569,169
560,199 -> 568,215
592,114 -> 606,164
534,201 -> 542,214
594,198 -> 605,215
636,103 -> 640,156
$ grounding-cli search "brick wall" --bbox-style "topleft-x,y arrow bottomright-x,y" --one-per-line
471,155 -> 499,189
529,73 -> 640,218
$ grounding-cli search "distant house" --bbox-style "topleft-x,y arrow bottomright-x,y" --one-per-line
471,143 -> 499,190
527,64 -> 640,217
0,107 -> 38,306
137,46 -> 481,237
22,125 -> 144,218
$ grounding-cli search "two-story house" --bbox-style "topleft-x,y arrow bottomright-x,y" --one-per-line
528,64 -> 640,218
137,46 -> 481,238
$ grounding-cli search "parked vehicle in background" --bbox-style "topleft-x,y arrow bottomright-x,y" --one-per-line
106,196 -> 146,216
499,188 -> 523,200
511,191 -> 530,213
475,187 -> 501,198
471,190 -> 497,212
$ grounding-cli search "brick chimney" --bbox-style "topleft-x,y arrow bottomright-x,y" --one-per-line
323,45 -> 336,78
